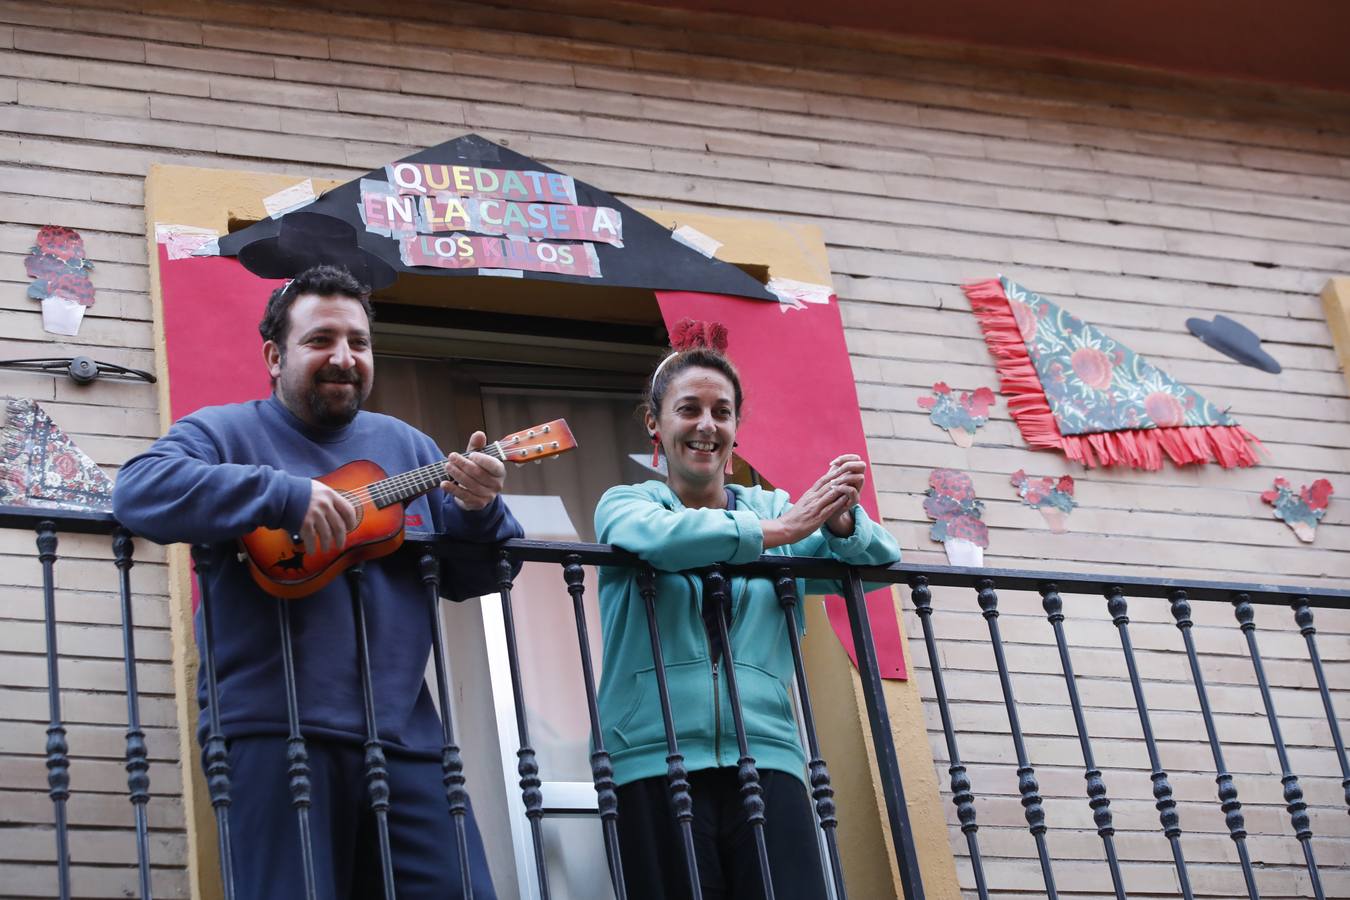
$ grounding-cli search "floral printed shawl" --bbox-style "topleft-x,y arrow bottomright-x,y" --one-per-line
0,397 -> 113,510
964,277 -> 1263,469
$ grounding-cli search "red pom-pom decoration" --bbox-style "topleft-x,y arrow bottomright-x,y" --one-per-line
669,318 -> 729,353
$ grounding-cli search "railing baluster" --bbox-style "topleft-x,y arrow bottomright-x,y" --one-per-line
113,529 -> 153,900
1291,599 -> 1350,814
910,576 -> 987,900
1039,584 -> 1125,899
975,578 -> 1056,899
636,566 -> 702,900
495,552 -> 552,899
1168,589 -> 1260,900
191,544 -> 235,900
1105,587 -> 1192,899
841,569 -> 925,900
774,568 -> 846,900
275,596 -> 318,900
1233,595 -> 1325,900
562,556 -> 627,900
705,567 -> 774,900
347,564 -> 396,899
421,553 -> 475,900
37,521 -> 71,900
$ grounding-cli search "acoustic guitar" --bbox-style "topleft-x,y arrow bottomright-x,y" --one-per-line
240,419 -> 576,598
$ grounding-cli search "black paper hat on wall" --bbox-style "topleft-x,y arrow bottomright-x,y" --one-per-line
1185,314 -> 1282,374
220,133 -> 777,301
238,211 -> 397,289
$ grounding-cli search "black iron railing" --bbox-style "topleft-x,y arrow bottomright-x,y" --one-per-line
4,503 -> 1348,900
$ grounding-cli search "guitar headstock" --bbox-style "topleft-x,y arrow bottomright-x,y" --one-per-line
492,419 -> 577,465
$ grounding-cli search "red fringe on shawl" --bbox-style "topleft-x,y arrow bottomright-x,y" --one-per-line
962,279 -> 1264,470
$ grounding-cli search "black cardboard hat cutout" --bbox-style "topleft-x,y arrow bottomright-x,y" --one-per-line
1185,314 -> 1282,374
218,134 -> 777,301
237,211 -> 398,289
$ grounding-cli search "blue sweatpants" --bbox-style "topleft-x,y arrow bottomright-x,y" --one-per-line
222,736 -> 496,899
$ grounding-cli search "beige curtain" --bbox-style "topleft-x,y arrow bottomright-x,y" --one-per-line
481,386 -> 651,543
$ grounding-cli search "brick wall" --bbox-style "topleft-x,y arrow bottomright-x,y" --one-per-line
1,0 -> 1347,896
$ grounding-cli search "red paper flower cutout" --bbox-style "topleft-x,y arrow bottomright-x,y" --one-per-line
928,467 -> 975,502
965,387 -> 995,419
40,272 -> 97,306
33,225 -> 87,261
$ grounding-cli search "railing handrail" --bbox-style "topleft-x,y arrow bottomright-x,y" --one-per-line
4,503 -> 1346,607
0,503 -> 120,534
478,538 -> 1350,607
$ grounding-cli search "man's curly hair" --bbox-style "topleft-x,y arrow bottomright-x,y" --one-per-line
258,264 -> 374,351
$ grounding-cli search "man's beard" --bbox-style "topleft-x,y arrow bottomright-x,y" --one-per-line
304,367 -> 364,427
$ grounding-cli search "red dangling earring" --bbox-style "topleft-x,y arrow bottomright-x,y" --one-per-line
725,440 -> 738,476
651,432 -> 661,468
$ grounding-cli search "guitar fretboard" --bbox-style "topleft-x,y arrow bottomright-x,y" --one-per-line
345,424 -> 567,509
352,444 -> 507,509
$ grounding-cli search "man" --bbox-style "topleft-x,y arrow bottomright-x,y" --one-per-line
114,264 -> 518,899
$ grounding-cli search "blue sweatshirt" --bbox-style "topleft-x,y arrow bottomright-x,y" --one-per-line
113,394 -> 523,757
594,481 -> 900,786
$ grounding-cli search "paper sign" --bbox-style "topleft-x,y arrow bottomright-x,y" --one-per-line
417,194 -> 623,246
358,179 -> 419,238
385,163 -> 577,204
399,234 -> 602,278
263,179 -> 317,218
41,295 -> 86,336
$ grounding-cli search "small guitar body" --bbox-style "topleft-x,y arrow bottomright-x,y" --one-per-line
240,459 -> 407,599
240,419 -> 576,599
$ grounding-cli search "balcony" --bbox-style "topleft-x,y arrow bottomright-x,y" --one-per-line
3,503 -> 1348,899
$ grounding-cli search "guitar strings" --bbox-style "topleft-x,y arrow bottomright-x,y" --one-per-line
360,443 -> 514,508
370,446 -> 505,502
372,444 -> 511,503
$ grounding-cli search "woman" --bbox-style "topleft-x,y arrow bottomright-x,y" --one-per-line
595,339 -> 900,900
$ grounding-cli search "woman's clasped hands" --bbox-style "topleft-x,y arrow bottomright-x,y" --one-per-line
761,454 -> 867,548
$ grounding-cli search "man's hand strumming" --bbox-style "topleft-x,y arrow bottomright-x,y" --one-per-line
300,480 -> 359,554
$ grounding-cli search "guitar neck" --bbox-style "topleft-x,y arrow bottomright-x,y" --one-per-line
360,420 -> 575,510
366,444 -> 508,509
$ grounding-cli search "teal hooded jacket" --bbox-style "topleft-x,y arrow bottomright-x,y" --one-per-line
594,480 -> 901,787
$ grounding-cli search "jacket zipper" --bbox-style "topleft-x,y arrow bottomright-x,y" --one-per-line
694,572 -> 724,768
712,659 -> 721,767
709,577 -> 749,768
